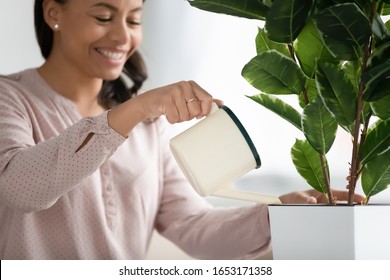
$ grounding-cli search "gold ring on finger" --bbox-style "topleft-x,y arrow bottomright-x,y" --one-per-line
186,98 -> 197,104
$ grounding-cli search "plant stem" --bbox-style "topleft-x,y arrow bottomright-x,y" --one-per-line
302,87 -> 309,105
347,91 -> 363,205
347,2 -> 376,205
288,44 -> 296,63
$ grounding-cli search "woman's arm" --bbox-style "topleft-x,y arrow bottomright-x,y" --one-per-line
0,97 -> 125,212
0,79 -> 216,213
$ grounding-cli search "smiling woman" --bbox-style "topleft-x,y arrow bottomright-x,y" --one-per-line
34,0 -> 146,111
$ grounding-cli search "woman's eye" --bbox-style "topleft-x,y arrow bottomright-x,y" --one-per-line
95,17 -> 111,23
127,21 -> 141,26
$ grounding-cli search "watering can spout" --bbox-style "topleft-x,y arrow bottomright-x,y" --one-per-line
212,183 -> 282,205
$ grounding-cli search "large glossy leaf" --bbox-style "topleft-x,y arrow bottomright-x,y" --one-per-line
366,79 -> 390,101
265,0 -> 314,43
291,139 -> 328,193
302,97 -> 338,155
188,0 -> 269,20
314,3 -> 371,60
242,50 -> 306,95
362,60 -> 390,101
371,95 -> 390,120
255,28 -> 290,57
294,19 -> 338,78
367,41 -> 390,70
248,94 -> 302,131
362,148 -> 390,198
315,61 -> 357,126
360,120 -> 390,165
311,0 -> 335,13
334,0 -> 371,13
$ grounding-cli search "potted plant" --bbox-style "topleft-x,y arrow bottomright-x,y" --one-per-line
187,0 -> 390,259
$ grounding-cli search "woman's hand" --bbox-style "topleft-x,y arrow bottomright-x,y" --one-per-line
135,80 -> 221,123
108,81 -> 221,136
278,189 -> 365,204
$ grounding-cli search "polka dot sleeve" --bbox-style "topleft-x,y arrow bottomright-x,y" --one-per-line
0,110 -> 126,212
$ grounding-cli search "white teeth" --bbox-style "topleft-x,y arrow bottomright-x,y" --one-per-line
97,48 -> 125,60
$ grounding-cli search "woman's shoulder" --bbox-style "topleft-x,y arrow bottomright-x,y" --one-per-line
0,68 -> 37,93
0,68 -> 44,102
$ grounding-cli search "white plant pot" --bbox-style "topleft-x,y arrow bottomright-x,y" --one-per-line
268,204 -> 390,260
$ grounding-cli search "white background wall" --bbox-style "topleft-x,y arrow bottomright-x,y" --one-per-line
0,1 -> 43,73
1,0 -> 389,259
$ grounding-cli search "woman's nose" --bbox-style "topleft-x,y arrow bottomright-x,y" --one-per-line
109,21 -> 130,44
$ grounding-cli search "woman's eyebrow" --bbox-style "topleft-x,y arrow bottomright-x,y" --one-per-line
90,2 -> 143,13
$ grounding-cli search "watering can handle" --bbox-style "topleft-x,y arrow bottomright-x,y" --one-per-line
212,184 -> 282,205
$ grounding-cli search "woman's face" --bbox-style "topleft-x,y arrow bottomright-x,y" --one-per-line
52,0 -> 143,80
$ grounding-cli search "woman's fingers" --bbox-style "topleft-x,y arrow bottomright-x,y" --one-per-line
332,189 -> 365,204
308,197 -> 318,204
279,189 -> 367,205
187,80 -> 213,117
139,80 -> 215,123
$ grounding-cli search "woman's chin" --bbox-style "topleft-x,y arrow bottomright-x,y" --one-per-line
100,71 -> 123,81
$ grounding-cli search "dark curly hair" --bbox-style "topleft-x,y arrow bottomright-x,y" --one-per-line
34,0 -> 147,109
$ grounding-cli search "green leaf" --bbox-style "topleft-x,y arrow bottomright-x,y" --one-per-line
360,120 -> 390,165
367,79 -> 390,101
334,0 -> 371,13
341,60 -> 361,91
299,78 -> 319,108
384,5 -> 390,16
311,0 -> 335,13
314,3 -> 371,60
291,139 -> 328,193
294,19 -> 338,78
188,0 -> 269,20
372,13 -> 390,41
367,41 -> 390,70
340,60 -> 360,132
248,94 -> 302,131
265,0 -> 314,43
315,61 -> 357,127
362,148 -> 390,198
302,97 -> 338,154
242,50 -> 306,95
362,60 -> 390,101
371,94 -> 390,120
255,28 -> 290,57
361,101 -> 372,126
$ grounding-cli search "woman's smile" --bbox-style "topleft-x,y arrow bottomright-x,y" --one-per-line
95,47 -> 128,65
96,48 -> 126,60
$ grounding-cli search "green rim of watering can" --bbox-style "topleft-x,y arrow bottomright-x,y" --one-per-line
220,105 -> 261,169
